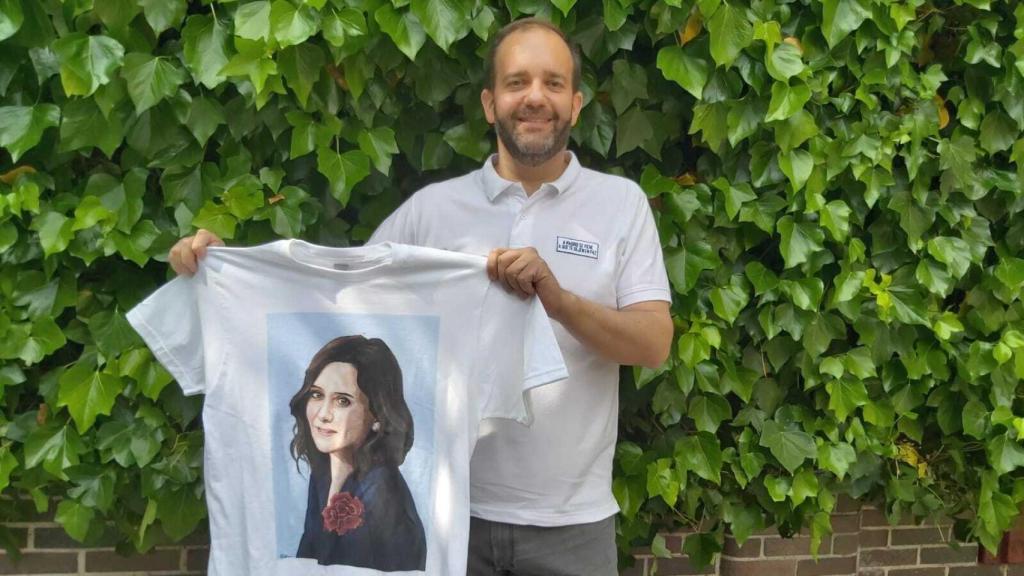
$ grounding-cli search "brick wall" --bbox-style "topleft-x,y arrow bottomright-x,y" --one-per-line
0,499 -> 1012,575
625,500 -> 1013,576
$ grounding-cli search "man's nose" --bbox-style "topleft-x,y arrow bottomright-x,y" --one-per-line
524,79 -> 546,103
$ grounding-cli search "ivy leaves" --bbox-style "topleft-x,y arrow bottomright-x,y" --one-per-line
0,105 -> 59,161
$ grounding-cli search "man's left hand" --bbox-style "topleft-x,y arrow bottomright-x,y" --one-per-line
487,247 -> 567,317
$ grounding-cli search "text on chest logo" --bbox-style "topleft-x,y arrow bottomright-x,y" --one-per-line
555,236 -> 599,259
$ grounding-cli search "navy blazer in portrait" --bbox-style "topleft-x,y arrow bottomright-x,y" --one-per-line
296,464 -> 427,571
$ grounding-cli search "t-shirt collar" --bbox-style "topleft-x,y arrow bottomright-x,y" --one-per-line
480,151 -> 582,202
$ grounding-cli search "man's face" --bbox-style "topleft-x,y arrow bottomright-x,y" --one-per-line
482,27 -> 583,167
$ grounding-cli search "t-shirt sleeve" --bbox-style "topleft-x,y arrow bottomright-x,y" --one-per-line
474,284 -> 568,425
125,276 -> 209,396
616,186 -> 672,308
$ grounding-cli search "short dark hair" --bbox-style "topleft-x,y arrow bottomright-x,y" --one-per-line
484,17 -> 582,92
289,335 -> 414,480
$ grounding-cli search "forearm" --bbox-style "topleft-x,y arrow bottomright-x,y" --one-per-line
548,291 -> 672,369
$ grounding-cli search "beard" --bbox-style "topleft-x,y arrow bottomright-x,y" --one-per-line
493,105 -> 572,167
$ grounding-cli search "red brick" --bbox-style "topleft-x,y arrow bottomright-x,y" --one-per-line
795,556 -> 856,576
1006,566 -> 1024,576
765,536 -> 830,557
31,527 -> 120,549
886,569 -> 946,576
919,544 -> 979,565
859,548 -> 918,567
720,558 -> 796,576
890,526 -> 949,546
832,534 -> 858,555
651,555 -> 716,575
0,552 -> 78,573
85,549 -> 180,572
834,495 -> 860,514
186,547 -> 209,572
949,567 -> 1001,576
723,537 -> 761,558
830,514 -> 860,534
857,570 -> 884,576
858,529 -> 889,548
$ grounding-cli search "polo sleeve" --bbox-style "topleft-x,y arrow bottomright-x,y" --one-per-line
616,187 -> 672,309
473,284 -> 568,425
126,275 -> 209,396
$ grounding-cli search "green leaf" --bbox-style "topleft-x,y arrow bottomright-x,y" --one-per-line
157,487 -> 207,541
764,474 -> 790,501
766,42 -> 804,81
710,276 -> 750,324
358,127 -> 400,175
58,363 -> 125,433
375,4 -> 426,61
611,60 -> 648,116
316,147 -> 370,207
121,53 -> 186,114
682,532 -> 721,568
817,442 -> 857,479
0,0 -> 23,42
443,122 -> 490,161
138,0 -> 186,35
766,81 -> 811,122
616,105 -> 654,157
821,0 -> 871,48
234,0 -> 272,42
927,236 -> 972,279
774,110 -> 818,152
826,378 -> 868,420
55,500 -> 95,542
989,434 -> 1024,476
657,45 -> 708,99
689,393 -> 732,433
980,111 -> 1018,155
791,468 -> 819,507
219,39 -> 277,94
996,258 -> 1024,290
745,262 -> 778,295
185,96 -> 225,147
192,203 -> 238,240
0,104 -> 60,162
181,15 -> 231,89
0,443 -> 18,492
32,211 -> 74,257
777,216 -> 824,269
963,399 -> 988,439
410,0 -> 471,53
665,241 -> 719,294
270,0 -> 319,48
779,148 -> 813,192
759,420 -> 816,473
59,98 -> 124,157
322,8 -> 367,48
676,433 -> 722,484
222,175 -> 264,219
916,259 -> 953,297
714,178 -> 756,220
24,423 -> 84,478
707,2 -> 752,66
278,43 -> 324,107
52,33 -> 124,97
646,458 -> 682,507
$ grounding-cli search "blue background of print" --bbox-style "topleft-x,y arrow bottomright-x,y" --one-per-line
268,313 -> 438,558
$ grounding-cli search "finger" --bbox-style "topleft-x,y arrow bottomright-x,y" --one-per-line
178,237 -> 198,276
487,249 -> 504,281
504,256 -> 534,297
169,243 -> 185,276
192,229 -> 224,261
495,250 -> 521,291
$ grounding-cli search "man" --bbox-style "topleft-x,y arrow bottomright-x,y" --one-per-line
170,18 -> 673,576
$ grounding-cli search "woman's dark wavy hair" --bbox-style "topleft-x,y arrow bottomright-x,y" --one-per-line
289,335 -> 414,479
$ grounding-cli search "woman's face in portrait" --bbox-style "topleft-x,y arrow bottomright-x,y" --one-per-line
306,362 -> 374,456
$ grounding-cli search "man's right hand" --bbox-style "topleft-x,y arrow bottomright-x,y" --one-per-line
168,229 -> 224,276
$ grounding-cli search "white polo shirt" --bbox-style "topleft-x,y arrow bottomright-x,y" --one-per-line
370,152 -> 671,526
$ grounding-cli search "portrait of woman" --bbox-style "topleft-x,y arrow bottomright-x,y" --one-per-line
289,335 -> 427,571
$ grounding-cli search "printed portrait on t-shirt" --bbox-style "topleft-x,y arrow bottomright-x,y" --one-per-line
268,313 -> 437,572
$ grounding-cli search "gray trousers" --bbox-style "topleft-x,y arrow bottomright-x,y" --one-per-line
467,515 -> 618,576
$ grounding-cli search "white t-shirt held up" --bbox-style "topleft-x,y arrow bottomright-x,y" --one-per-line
127,241 -> 567,576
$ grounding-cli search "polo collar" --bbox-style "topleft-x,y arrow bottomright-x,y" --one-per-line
480,151 -> 582,202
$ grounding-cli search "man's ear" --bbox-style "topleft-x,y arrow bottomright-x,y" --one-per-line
481,88 -> 496,124
570,90 -> 583,126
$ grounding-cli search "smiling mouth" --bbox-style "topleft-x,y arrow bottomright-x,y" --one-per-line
314,426 -> 336,436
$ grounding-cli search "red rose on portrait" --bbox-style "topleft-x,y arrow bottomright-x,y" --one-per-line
322,492 -> 365,536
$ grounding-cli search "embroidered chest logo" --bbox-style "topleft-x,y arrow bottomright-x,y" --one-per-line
555,236 -> 599,259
